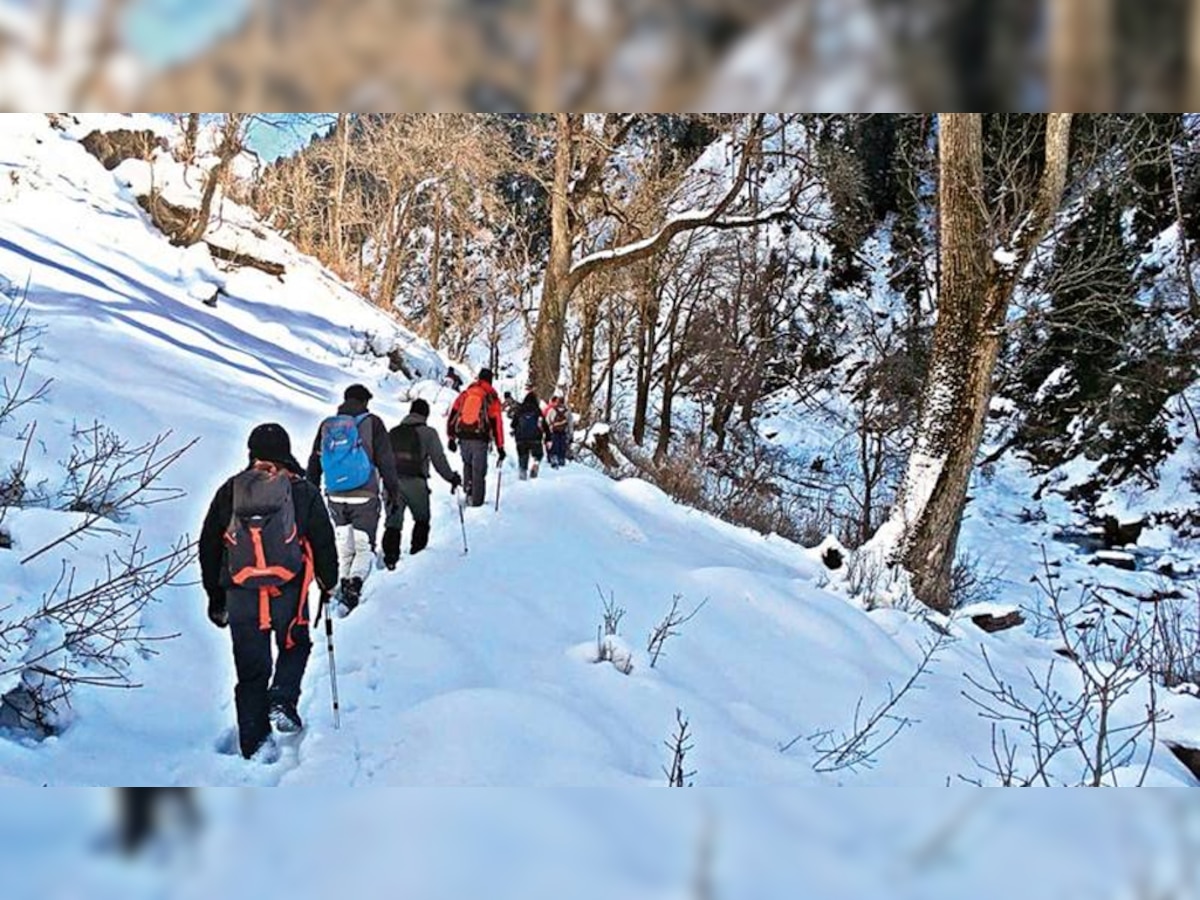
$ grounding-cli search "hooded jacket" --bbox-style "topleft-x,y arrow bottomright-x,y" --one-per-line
447,380 -> 505,449
306,399 -> 400,502
389,411 -> 458,484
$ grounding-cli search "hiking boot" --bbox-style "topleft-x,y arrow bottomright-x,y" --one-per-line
530,462 -> 539,479
519,469 -> 528,481
269,700 -> 303,734
342,576 -> 363,611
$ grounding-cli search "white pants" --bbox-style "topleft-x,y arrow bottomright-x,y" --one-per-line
336,524 -> 375,582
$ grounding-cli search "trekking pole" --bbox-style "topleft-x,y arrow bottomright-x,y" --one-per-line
456,488 -> 469,554
319,590 -> 341,730
495,465 -> 503,512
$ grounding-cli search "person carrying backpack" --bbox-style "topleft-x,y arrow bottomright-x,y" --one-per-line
544,396 -> 573,468
306,384 -> 399,611
446,367 -> 505,507
382,398 -> 462,568
511,390 -> 547,481
200,424 -> 338,760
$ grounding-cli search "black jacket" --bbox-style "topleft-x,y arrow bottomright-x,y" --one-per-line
199,466 -> 339,608
306,400 -> 400,502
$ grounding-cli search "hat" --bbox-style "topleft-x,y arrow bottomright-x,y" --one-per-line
410,398 -> 430,417
344,383 -> 373,404
478,367 -> 493,384
248,423 -> 295,466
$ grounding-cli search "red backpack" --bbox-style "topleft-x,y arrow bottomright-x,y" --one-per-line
455,384 -> 493,439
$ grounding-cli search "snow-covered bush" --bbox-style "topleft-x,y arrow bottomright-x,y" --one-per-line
0,289 -> 193,737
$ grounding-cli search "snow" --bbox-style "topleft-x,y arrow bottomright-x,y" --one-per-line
0,112 -> 1193,809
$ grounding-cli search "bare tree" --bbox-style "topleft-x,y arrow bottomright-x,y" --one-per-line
180,114 -> 247,247
868,114 -> 1073,613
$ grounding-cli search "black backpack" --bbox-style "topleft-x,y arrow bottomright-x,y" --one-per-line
515,409 -> 543,442
222,466 -> 304,590
390,423 -> 424,477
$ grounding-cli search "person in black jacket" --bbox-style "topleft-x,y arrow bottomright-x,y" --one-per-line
382,398 -> 461,568
510,391 -> 548,481
200,423 -> 338,760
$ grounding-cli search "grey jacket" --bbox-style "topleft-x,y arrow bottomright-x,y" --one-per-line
390,412 -> 458,485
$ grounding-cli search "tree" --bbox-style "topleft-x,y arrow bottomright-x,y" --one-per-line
526,114 -> 810,401
181,114 -> 247,246
866,114 -> 1073,613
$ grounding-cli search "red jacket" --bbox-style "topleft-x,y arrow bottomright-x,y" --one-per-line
448,381 -> 505,449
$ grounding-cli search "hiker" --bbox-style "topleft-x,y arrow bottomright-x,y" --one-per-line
443,367 -> 464,391
502,390 -> 520,420
447,367 -> 506,507
307,384 -> 399,611
511,391 -> 548,481
544,396 -> 573,468
382,398 -> 462,568
200,424 -> 338,760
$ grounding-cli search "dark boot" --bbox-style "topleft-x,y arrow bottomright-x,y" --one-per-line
269,699 -> 303,733
411,521 -> 430,555
382,526 -> 402,570
342,577 -> 363,611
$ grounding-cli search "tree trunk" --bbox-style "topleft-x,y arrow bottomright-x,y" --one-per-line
886,113 -> 1072,613
632,273 -> 658,446
182,114 -> 200,166
330,113 -> 349,273
180,114 -> 244,247
530,113 -> 577,399
572,282 -> 600,421
428,187 -> 444,348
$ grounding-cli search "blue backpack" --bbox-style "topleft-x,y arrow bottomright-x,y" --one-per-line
320,413 -> 373,492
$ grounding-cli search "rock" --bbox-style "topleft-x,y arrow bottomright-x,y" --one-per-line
588,427 -> 618,470
1101,515 -> 1145,548
1090,550 -> 1137,572
821,546 -> 844,571
1167,743 -> 1200,784
0,528 -> 11,549
80,129 -> 165,170
386,348 -> 412,377
971,610 -> 1025,633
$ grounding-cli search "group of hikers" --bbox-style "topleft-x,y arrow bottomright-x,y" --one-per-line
198,367 -> 576,760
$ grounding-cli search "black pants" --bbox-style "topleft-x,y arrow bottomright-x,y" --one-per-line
383,477 -> 432,564
228,587 -> 311,759
516,440 -> 543,475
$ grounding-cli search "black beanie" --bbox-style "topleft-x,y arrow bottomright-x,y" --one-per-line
344,383 -> 373,404
248,423 -> 293,464
410,398 -> 431,418
478,368 -> 493,384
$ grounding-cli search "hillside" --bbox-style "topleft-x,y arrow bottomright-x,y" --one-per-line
0,114 -> 1196,798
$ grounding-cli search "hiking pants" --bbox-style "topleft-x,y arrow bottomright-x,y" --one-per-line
459,439 -> 490,507
549,431 -> 569,467
227,585 -> 311,759
516,440 -> 543,477
383,476 -> 431,563
329,497 -> 380,581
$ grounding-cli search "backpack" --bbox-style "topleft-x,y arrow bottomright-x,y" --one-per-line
515,409 -> 542,442
549,405 -> 570,433
223,466 -> 304,590
391,423 -> 424,477
455,384 -> 492,439
320,413 -> 373,492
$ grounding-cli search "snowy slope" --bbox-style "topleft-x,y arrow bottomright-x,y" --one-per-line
0,113 -> 1196,791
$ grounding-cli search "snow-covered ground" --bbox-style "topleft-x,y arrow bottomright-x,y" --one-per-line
0,112 -> 1196,806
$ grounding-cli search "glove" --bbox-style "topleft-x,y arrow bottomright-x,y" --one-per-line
451,473 -> 462,493
207,595 -> 228,629
448,438 -> 457,453
497,448 -> 507,464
